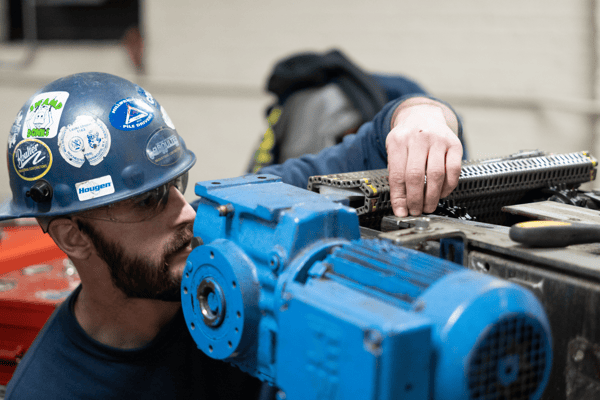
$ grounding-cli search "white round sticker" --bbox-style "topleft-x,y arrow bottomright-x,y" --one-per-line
58,115 -> 111,168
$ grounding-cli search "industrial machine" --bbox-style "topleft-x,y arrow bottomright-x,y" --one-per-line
182,150 -> 570,400
306,150 -> 600,400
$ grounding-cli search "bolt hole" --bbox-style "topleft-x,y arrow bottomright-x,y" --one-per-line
236,311 -> 241,318
235,327 -> 239,333
191,323 -> 195,330
210,252 -> 215,259
228,341 -> 232,348
405,383 -> 413,392
183,287 -> 188,294
232,281 -> 237,288
209,345 -> 213,352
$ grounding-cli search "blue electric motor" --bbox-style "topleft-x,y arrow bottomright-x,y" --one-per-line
182,174 -> 552,400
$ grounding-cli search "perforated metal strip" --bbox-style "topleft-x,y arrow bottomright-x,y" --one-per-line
307,151 -> 598,224
307,169 -> 390,216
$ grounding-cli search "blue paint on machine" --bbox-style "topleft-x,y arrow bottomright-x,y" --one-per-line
109,98 -> 154,131
182,174 -> 553,400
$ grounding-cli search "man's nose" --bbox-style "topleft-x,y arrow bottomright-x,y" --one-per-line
166,184 -> 196,224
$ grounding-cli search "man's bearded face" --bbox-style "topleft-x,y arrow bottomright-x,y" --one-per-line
77,219 -> 193,302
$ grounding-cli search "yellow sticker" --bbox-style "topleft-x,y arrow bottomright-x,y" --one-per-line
515,220 -> 571,228
13,139 -> 53,181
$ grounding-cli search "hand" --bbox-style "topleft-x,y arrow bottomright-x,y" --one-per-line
386,99 -> 463,217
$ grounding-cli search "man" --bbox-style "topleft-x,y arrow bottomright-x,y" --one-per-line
0,72 -> 461,399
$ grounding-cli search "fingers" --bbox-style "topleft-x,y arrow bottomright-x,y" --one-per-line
404,140 -> 428,216
440,143 -> 463,198
389,134 -> 462,217
388,140 -> 409,217
387,103 -> 464,217
423,144 -> 447,214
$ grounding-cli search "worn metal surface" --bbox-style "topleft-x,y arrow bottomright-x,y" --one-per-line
504,200 -> 600,225
376,214 -> 600,400
307,153 -> 600,399
466,251 -> 600,400
566,337 -> 600,399
380,215 -> 600,282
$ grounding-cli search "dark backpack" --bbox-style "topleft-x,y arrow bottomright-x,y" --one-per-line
247,49 -> 437,172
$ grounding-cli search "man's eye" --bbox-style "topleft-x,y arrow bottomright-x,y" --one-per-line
135,192 -> 159,208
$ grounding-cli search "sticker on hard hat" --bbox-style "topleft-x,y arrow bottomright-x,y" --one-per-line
8,110 -> 23,149
75,175 -> 115,201
146,129 -> 183,166
160,104 -> 176,129
109,98 -> 154,131
12,139 -> 53,181
22,91 -> 70,140
58,115 -> 111,168
137,86 -> 156,106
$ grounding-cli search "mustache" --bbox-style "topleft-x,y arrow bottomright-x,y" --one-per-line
165,223 -> 194,258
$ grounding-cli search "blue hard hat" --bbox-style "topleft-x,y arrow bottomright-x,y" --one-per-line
0,72 -> 196,221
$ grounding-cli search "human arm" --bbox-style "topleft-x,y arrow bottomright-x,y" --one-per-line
258,95 -> 463,216
386,97 -> 463,217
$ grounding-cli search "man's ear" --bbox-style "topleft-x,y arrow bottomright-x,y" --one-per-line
47,218 -> 94,260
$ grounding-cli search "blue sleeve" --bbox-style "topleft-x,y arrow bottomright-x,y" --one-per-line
371,73 -> 430,102
371,73 -> 468,160
259,94 -> 464,189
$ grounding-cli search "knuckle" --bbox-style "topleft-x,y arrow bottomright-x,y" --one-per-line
390,197 -> 406,207
386,130 -> 409,145
406,169 -> 423,181
406,192 -> 423,208
427,168 -> 445,182
406,173 -> 424,187
388,170 -> 407,184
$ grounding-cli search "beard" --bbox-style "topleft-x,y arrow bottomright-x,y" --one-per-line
76,219 -> 193,302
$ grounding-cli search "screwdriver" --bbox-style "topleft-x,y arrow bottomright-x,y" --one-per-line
509,220 -> 600,247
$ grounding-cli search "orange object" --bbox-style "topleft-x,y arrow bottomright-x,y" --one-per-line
0,219 -> 66,276
0,220 -> 79,386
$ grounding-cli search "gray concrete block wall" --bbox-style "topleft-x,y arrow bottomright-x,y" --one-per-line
1,0 -> 599,206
